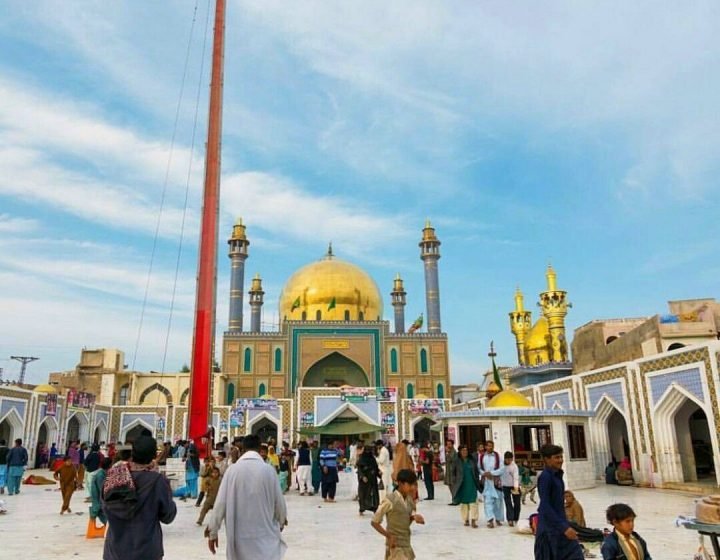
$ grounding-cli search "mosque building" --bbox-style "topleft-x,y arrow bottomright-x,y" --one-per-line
0,221 -> 452,460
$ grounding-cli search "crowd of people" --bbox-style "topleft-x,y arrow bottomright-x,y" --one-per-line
0,433 -> 654,560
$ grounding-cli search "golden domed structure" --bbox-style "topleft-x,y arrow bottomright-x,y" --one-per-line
525,316 -> 551,365
33,383 -> 57,394
279,247 -> 383,322
486,387 -> 533,408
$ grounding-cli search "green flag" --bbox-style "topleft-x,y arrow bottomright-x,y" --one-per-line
408,313 -> 423,333
291,296 -> 301,311
327,297 -> 336,311
492,356 -> 503,391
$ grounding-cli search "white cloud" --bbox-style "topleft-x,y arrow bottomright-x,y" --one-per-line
221,171 -> 414,259
0,214 -> 38,233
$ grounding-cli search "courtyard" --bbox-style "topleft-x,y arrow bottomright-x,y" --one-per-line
0,468 -> 705,559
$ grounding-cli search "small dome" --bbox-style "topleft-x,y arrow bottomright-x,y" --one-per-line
486,388 -> 533,409
33,383 -> 58,394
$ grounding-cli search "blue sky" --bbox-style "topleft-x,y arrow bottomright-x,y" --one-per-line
1,1 -> 719,385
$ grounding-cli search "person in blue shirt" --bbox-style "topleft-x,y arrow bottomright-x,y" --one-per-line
319,440 -> 342,502
601,503 -> 652,560
534,444 -> 584,560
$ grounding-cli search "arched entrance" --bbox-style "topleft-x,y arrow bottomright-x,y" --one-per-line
591,397 -> 631,479
67,415 -> 80,443
251,417 -> 278,444
607,409 -> 630,464
674,400 -> 715,482
302,352 -> 369,387
413,417 -> 439,445
0,409 -> 23,444
93,421 -> 108,444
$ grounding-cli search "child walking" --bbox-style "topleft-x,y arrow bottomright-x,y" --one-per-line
601,503 -> 652,560
520,459 -> 537,504
54,455 -> 77,514
197,467 -> 221,526
371,469 -> 425,559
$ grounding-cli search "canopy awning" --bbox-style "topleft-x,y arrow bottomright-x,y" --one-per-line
298,419 -> 386,436
429,421 -> 444,432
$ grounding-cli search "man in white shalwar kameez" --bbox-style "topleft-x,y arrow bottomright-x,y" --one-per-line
375,440 -> 392,501
206,434 -> 288,559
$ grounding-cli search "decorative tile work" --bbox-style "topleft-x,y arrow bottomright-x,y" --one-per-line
120,412 -> 155,431
248,407 -> 280,422
544,391 -> 571,410
0,398 -> 26,420
649,367 -> 704,404
638,347 -> 715,467
540,378 -> 573,396
587,382 -> 625,410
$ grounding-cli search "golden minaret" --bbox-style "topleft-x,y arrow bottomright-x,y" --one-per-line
538,265 -> 571,362
509,287 -> 532,365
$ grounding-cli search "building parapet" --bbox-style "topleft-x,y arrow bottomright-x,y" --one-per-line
438,408 -> 594,419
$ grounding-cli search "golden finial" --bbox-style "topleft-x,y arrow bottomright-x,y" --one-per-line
326,242 -> 334,259
546,263 -> 557,292
514,286 -> 524,312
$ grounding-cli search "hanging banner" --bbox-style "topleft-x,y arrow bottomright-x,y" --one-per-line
234,398 -> 278,411
381,412 -> 396,436
375,387 -> 397,402
340,387 -> 368,402
66,389 -> 95,411
45,394 -> 57,417
407,399 -> 444,415
300,412 -> 315,427
229,409 -> 245,428
155,417 -> 166,439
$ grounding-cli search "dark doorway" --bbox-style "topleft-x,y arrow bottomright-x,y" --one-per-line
303,352 -> 369,387
413,418 -> 439,445
458,424 -> 490,449
252,418 -> 278,444
124,424 -> 148,444
67,416 -> 80,443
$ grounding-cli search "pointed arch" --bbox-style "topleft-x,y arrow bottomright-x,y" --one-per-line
243,348 -> 252,372
226,383 -> 235,405
180,387 -> 190,406
420,348 -> 428,373
406,383 -> 414,398
138,383 -> 173,405
0,408 -> 24,444
120,417 -> 155,444
258,383 -> 266,397
274,348 -> 282,372
437,383 -> 444,398
390,348 -> 398,373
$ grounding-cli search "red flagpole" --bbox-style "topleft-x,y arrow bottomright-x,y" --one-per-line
188,0 -> 226,455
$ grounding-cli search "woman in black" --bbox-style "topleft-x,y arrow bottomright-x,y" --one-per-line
356,443 -> 380,515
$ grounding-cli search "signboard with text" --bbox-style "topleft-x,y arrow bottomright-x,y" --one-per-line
234,398 -> 278,411
340,387 -> 368,403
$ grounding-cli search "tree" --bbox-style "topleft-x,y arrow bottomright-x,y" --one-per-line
180,363 -> 190,373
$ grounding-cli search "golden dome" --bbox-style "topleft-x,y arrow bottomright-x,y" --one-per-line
33,383 -> 57,394
526,317 -> 549,350
279,251 -> 383,322
486,388 -> 533,409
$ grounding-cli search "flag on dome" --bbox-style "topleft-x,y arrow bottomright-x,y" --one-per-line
327,297 -> 336,311
408,313 -> 423,333
291,296 -> 301,311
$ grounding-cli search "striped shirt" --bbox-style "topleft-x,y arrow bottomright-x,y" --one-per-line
319,448 -> 341,469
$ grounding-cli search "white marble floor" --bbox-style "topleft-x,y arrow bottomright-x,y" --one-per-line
0,469 -> 707,559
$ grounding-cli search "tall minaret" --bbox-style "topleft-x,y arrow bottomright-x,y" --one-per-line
390,273 -> 407,334
539,265 -> 571,362
227,219 -> 249,332
419,220 -> 442,334
509,287 -> 532,365
248,273 -> 264,333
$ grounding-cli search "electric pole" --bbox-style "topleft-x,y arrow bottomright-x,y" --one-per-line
10,356 -> 39,384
